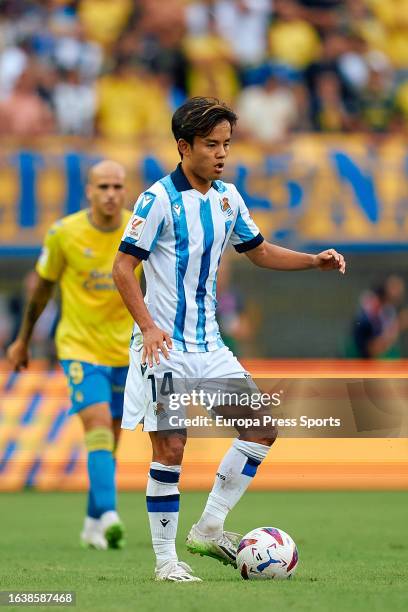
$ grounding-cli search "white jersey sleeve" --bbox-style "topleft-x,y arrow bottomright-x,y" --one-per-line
119,189 -> 166,260
229,187 -> 264,253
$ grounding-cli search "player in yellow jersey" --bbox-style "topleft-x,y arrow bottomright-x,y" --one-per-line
7,160 -> 139,550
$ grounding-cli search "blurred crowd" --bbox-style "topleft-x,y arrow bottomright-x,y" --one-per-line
349,275 -> 408,359
1,0 -> 408,143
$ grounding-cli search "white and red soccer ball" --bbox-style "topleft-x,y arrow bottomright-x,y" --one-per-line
236,527 -> 299,580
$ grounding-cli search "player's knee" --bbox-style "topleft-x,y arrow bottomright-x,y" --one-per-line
261,431 -> 277,447
163,439 -> 186,464
80,404 -> 112,433
263,425 -> 278,446
154,433 -> 186,465
85,427 -> 114,453
241,425 -> 278,447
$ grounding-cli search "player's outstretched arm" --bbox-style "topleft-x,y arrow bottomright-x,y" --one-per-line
112,252 -> 172,367
245,241 -> 346,274
7,273 -> 55,371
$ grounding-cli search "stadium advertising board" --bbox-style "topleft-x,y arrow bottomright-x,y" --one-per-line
1,135 -> 407,254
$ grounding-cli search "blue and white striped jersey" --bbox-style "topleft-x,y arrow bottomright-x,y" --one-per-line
119,164 -> 264,352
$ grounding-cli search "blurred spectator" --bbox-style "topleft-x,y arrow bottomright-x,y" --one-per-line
186,0 -> 219,35
0,67 -> 55,136
349,275 -> 408,359
0,0 -> 407,137
54,28 -> 102,80
78,0 -> 133,48
269,0 -> 321,70
139,0 -> 186,40
187,0 -> 272,67
395,79 -> 408,129
53,68 -> 96,135
343,0 -> 383,56
305,31 -> 368,126
297,0 -> 341,30
337,34 -> 370,93
0,41 -> 28,100
312,70 -> 352,131
184,12 -> 239,104
317,30 -> 350,71
358,57 -> 396,132
36,60 -> 58,108
366,0 -> 408,69
236,65 -> 299,143
133,25 -> 188,103
218,0 -> 272,67
96,58 -> 147,139
96,58 -> 172,140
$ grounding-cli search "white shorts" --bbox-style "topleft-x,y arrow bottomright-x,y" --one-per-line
121,345 -> 252,432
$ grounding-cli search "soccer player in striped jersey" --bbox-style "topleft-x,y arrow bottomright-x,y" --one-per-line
8,160 -> 139,551
113,97 -> 346,582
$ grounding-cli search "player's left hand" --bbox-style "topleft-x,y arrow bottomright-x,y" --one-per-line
313,249 -> 346,274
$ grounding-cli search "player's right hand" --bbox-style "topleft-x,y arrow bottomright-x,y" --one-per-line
142,326 -> 173,367
6,339 -> 30,372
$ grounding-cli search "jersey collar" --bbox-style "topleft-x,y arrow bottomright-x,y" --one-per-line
170,163 -> 221,193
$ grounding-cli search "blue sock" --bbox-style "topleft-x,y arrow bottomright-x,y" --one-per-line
85,428 -> 116,517
87,490 -> 99,519
87,450 -> 116,516
87,455 -> 117,518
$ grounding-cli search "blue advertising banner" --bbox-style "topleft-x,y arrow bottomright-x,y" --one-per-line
0,135 -> 407,254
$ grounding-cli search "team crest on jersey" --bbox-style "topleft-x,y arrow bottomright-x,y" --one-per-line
220,197 -> 233,217
128,215 -> 146,240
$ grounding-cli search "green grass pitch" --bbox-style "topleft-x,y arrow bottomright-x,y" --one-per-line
0,491 -> 407,611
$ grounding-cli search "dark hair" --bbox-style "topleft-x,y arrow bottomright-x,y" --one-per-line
172,97 -> 237,148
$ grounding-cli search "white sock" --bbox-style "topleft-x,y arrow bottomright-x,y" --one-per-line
146,462 -> 181,567
196,439 -> 270,536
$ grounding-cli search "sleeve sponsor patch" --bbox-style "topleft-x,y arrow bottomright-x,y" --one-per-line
128,215 -> 147,241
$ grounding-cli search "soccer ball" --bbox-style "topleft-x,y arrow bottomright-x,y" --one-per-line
236,527 -> 298,580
